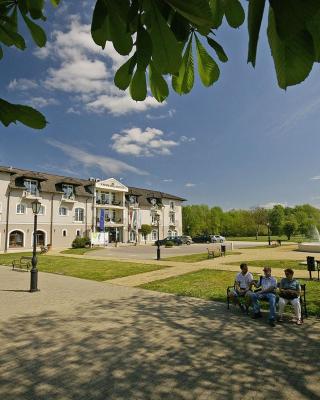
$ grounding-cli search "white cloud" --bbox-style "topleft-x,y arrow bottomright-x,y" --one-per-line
67,107 -> 81,115
47,139 -> 148,176
259,202 -> 288,209
8,78 -> 38,91
180,136 -> 196,143
163,179 -> 173,182
185,183 -> 196,187
33,16 -> 164,116
29,97 -> 59,108
311,176 -> 320,180
146,109 -> 176,120
111,127 -> 179,157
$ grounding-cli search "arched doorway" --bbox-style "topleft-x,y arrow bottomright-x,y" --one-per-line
35,230 -> 46,246
9,230 -> 24,248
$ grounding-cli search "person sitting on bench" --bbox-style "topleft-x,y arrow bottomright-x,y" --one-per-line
228,263 -> 253,312
278,268 -> 302,325
250,267 -> 277,327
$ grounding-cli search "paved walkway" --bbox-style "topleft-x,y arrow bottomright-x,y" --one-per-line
1,266 -> 319,400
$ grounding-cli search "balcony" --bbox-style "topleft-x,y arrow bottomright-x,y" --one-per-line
96,218 -> 124,227
62,194 -> 76,203
96,199 -> 124,208
22,190 -> 41,200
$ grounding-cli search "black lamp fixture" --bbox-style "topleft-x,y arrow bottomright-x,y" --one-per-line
30,199 -> 41,292
266,222 -> 271,246
155,212 -> 161,260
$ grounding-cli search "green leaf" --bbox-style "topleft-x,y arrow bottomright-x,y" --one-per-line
0,98 -> 47,129
0,45 -> 3,60
22,13 -> 46,47
129,69 -> 147,101
195,35 -> 219,87
147,0 -> 182,74
223,0 -> 245,29
307,10 -> 320,62
170,12 -> 190,42
267,8 -> 314,89
0,24 -> 26,49
91,0 -> 109,48
50,0 -> 60,6
114,54 -> 137,90
26,0 -> 45,20
209,0 -> 224,29
172,36 -> 194,94
149,62 -> 169,102
136,26 -> 152,70
207,37 -> 228,62
106,1 -> 133,55
247,0 -> 266,66
163,0 -> 213,27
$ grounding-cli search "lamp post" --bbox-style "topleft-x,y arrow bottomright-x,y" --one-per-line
155,213 -> 161,260
267,222 -> 271,246
30,199 -> 41,292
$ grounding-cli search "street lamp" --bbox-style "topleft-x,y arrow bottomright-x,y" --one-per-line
267,222 -> 271,246
155,213 -> 161,260
30,199 -> 41,292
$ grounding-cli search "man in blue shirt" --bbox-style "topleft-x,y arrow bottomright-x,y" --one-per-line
250,267 -> 277,327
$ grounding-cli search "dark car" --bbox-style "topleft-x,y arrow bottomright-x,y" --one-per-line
155,237 -> 183,246
176,235 -> 193,245
192,235 -> 215,243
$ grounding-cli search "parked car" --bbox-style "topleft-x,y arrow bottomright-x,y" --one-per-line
155,237 -> 183,246
177,235 -> 193,245
192,234 -> 225,243
211,235 -> 225,243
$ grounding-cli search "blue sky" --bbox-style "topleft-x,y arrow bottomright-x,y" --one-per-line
1,1 -> 320,210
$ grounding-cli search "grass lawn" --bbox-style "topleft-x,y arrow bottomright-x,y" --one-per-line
0,252 -> 169,281
227,235 -> 308,243
60,247 -> 104,255
163,251 -> 241,263
228,259 -> 306,271
140,269 -> 320,316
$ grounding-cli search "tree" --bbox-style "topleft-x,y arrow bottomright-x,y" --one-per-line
2,0 -> 320,129
139,224 -> 152,244
282,219 -> 298,240
269,205 -> 285,235
251,207 -> 269,240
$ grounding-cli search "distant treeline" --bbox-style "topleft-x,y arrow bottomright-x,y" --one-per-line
182,204 -> 320,239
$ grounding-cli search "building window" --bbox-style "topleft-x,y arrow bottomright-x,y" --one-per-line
76,229 -> 81,237
59,207 -> 67,216
169,213 -> 175,224
62,184 -> 74,199
38,205 -> 45,215
168,230 -> 172,238
35,231 -> 45,246
9,230 -> 24,248
62,229 -> 67,237
24,179 -> 39,196
74,208 -> 84,222
16,204 -> 26,214
170,201 -> 175,210
151,212 -> 159,224
151,230 -> 158,240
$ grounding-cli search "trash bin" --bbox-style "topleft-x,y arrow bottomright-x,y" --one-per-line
221,244 -> 226,256
307,256 -> 316,279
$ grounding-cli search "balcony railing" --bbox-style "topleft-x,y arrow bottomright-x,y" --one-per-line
96,199 -> 123,206
62,193 -> 76,202
22,189 -> 41,199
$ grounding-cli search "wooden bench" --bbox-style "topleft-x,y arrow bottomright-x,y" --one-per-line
226,283 -> 308,321
12,256 -> 32,271
207,245 -> 221,259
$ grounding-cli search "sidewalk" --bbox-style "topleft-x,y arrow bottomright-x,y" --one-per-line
0,266 -> 319,400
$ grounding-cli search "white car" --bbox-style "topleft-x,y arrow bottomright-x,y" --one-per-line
211,235 -> 225,243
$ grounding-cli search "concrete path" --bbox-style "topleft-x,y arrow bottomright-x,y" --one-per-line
1,266 -> 319,400
106,245 -> 317,286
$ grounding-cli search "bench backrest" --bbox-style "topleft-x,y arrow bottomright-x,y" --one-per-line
21,256 -> 32,261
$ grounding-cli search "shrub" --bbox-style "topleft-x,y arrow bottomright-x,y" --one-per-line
72,237 -> 91,248
165,241 -> 174,248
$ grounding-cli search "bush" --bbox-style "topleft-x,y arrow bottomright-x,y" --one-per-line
165,241 -> 174,248
72,237 -> 91,248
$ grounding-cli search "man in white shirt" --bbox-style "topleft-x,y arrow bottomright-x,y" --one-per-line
229,263 -> 253,312
250,267 -> 277,327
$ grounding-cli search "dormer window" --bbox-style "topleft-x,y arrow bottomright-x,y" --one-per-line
62,184 -> 74,199
24,179 -> 39,196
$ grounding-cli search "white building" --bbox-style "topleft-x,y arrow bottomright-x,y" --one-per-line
0,166 -> 185,252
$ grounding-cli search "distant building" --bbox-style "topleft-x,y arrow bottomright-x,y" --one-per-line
0,166 -> 185,252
